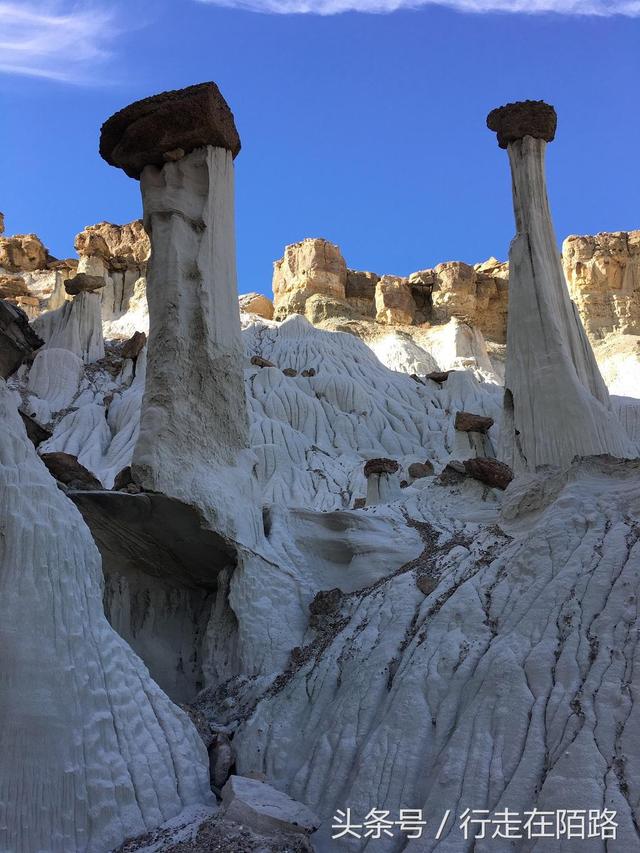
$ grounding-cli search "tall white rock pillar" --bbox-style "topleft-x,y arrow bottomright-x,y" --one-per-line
487,100 -> 636,471
100,83 -> 259,546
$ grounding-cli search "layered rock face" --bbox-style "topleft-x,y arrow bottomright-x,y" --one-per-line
270,233 -> 640,353
271,238 -> 511,344
75,220 -> 150,339
564,229 -> 640,340
272,238 -> 347,319
0,231 -> 49,271
0,380 -> 212,853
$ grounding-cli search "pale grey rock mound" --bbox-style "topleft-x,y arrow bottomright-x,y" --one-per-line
215,456 -> 640,852
0,380 -> 212,853
33,291 -> 105,363
221,776 -> 320,837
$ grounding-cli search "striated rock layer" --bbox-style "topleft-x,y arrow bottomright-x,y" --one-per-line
498,132 -> 635,470
0,380 -> 212,853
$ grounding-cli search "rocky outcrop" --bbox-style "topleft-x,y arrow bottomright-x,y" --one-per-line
99,81 -> 241,179
0,299 -> 43,378
273,238 -> 347,320
564,229 -> 640,340
375,275 -> 416,325
121,329 -> 147,360
239,291 -> 274,319
74,221 -> 150,339
345,268 -> 379,316
0,232 -> 49,272
74,220 -> 150,272
40,451 -> 103,490
454,410 -> 494,433
64,272 -> 105,295
272,238 -> 511,344
220,776 -> 319,838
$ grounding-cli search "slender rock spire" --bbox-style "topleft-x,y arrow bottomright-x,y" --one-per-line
487,100 -> 636,470
100,83 -> 258,545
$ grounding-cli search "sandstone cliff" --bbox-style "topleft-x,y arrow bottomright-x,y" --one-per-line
269,233 -> 639,351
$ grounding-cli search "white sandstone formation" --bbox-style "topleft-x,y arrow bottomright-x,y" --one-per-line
0,380 -> 212,853
100,83 -> 259,548
486,101 -> 637,471
6,88 -> 640,853
26,347 -> 85,415
220,775 -> 320,838
75,220 -> 150,339
33,291 -> 105,363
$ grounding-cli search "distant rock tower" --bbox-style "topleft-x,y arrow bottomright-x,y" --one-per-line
487,100 -> 636,470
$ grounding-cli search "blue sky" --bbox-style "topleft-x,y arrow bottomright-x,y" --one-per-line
1,1 -> 638,296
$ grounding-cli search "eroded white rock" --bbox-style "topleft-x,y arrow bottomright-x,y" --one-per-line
0,380 -> 212,853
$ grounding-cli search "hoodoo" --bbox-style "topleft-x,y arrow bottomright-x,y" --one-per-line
487,100 -> 636,470
100,83 -> 257,545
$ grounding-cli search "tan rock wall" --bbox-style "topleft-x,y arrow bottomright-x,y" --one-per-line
0,233 -> 49,272
563,230 -> 640,340
375,276 -> 416,325
74,220 -> 150,272
272,238 -> 347,320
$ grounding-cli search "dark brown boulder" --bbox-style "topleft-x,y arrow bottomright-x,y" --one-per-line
100,82 -> 241,179
353,497 -> 366,509
64,273 -> 105,296
19,411 -> 52,448
40,452 -> 102,491
310,588 -> 341,614
0,299 -> 43,378
251,355 -> 275,368
112,466 -> 133,491
454,411 -> 494,433
416,574 -> 438,596
486,100 -> 557,149
301,368 -> 316,378
282,367 -> 298,377
426,370 -> 452,384
408,461 -> 434,480
364,458 -> 400,477
121,330 -> 147,360
463,457 -> 514,490
209,732 -> 235,791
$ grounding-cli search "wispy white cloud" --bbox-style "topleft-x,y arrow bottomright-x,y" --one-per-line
196,0 -> 640,15
0,1 -> 118,83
